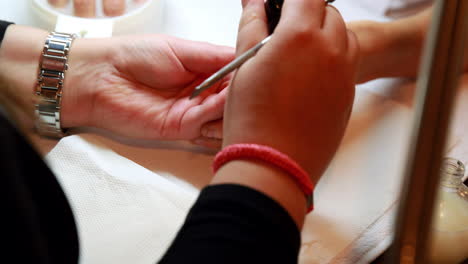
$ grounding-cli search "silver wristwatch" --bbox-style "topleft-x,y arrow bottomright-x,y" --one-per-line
35,32 -> 76,138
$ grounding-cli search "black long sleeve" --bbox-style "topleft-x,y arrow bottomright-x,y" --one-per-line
0,106 -> 300,264
0,20 -> 14,46
159,184 -> 301,264
0,111 -> 79,263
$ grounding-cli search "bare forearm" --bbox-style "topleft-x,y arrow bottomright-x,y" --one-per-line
0,25 -> 48,97
0,25 -> 49,126
0,25 -> 111,130
351,8 -> 431,83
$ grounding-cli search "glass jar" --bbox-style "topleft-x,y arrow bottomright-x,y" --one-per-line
439,158 -> 465,188
428,158 -> 468,264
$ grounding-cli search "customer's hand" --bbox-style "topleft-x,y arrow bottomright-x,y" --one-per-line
61,35 -> 233,140
223,0 -> 359,183
48,0 -> 147,17
193,119 -> 224,149
0,25 -> 233,142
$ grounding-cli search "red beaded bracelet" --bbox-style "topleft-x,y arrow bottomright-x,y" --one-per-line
212,144 -> 314,212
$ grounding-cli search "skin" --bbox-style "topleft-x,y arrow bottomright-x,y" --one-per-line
197,8 -> 431,147
212,0 -> 359,228
198,6 -> 468,148
42,2 -> 441,149
350,7 -> 466,83
103,0 -> 126,16
48,0 -> 69,8
48,0 -> 147,17
73,0 -> 96,17
0,25 -> 234,142
349,8 -> 432,84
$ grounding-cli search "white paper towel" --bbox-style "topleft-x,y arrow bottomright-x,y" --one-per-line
45,135 -> 198,264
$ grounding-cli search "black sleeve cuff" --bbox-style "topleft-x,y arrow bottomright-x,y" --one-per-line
0,20 -> 14,47
159,184 -> 301,264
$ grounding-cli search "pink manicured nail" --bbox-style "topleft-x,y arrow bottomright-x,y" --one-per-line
48,0 -> 69,8
73,0 -> 96,17
103,0 -> 126,17
201,126 -> 212,138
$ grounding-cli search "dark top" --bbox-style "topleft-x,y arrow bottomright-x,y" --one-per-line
0,112 -> 300,263
159,185 -> 300,264
0,110 -> 79,263
0,20 -> 13,46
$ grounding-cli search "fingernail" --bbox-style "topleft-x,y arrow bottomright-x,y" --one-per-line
201,126 -> 212,138
242,0 -> 251,9
103,0 -> 126,16
193,138 -> 206,145
74,0 -> 96,17
48,0 -> 69,8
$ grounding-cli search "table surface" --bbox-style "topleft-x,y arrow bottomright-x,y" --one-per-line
3,1 -> 466,263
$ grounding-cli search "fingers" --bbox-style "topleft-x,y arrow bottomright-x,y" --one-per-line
48,0 -> 69,8
192,119 -> 223,149
54,0 -> 126,17
190,89 -> 226,124
50,0 -> 98,18
346,29 -> 361,82
201,119 -> 223,139
167,38 -> 235,74
236,0 -> 268,56
322,5 -> 348,51
346,30 -> 360,65
322,5 -> 360,66
180,89 -> 227,139
192,137 -> 222,150
74,0 -> 96,17
279,0 -> 326,32
103,0 -> 126,16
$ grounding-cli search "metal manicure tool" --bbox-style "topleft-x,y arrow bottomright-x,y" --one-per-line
190,0 -> 335,99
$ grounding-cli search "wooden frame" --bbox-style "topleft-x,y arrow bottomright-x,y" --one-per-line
389,0 -> 468,263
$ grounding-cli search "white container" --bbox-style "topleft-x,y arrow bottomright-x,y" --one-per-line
30,0 -> 164,37
428,158 -> 468,264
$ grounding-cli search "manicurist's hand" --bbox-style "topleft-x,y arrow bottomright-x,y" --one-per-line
211,0 -> 359,227
224,0 -> 359,182
0,25 -> 234,141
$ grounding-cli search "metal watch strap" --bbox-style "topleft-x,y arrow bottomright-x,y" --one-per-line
35,32 -> 76,138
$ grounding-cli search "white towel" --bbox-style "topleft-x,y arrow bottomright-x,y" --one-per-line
45,135 -> 198,264
43,88 -> 414,264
